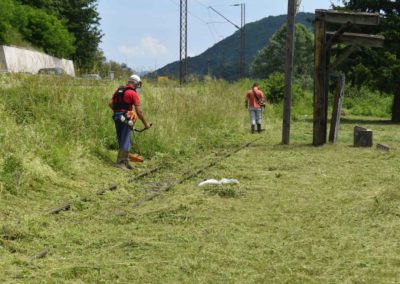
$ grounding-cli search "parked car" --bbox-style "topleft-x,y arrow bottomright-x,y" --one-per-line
38,67 -> 66,76
82,74 -> 102,80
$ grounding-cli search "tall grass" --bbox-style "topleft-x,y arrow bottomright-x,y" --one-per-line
0,75 -> 255,193
0,74 -> 392,194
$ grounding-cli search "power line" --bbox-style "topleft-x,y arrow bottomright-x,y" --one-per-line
168,0 -> 226,47
208,4 -> 246,78
168,0 -> 207,24
208,6 -> 240,29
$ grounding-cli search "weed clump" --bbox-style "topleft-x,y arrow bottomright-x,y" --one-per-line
0,155 -> 24,194
203,184 -> 241,198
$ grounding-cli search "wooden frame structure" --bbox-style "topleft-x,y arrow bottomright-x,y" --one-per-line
313,10 -> 384,146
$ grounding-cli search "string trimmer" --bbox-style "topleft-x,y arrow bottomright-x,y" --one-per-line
119,111 -> 152,162
130,123 -> 152,163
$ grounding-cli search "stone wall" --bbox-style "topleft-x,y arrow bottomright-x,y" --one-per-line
0,45 -> 75,76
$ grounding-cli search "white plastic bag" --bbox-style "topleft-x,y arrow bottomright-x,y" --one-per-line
198,178 -> 239,186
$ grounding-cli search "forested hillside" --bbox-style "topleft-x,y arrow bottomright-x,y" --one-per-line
151,12 -> 314,81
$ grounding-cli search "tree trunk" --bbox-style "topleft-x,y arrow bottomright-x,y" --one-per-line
392,86 -> 400,122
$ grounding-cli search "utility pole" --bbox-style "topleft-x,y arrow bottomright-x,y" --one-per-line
282,0 -> 298,144
238,3 -> 246,78
180,0 -> 188,85
209,3 -> 246,78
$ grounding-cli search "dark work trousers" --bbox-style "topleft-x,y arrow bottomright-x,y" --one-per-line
113,113 -> 131,151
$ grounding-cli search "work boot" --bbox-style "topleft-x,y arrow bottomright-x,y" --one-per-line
115,150 -> 126,169
122,151 -> 133,170
257,124 -> 265,133
251,125 -> 255,134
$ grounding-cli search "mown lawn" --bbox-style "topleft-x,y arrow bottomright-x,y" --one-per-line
1,116 -> 400,283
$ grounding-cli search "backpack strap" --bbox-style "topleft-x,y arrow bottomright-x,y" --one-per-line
252,88 -> 261,104
252,88 -> 265,109
113,86 -> 134,112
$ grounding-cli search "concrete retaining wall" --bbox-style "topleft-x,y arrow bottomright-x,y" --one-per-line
0,45 -> 75,76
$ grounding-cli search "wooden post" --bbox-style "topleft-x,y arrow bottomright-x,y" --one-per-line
329,73 -> 345,143
391,83 -> 400,122
282,0 -> 297,144
313,11 -> 327,146
312,10 -> 382,146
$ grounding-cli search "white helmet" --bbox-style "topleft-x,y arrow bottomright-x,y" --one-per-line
129,74 -> 141,85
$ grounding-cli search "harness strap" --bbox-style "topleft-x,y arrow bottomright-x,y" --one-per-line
113,86 -> 135,112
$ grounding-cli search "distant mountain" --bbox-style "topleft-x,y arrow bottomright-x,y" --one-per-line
149,12 -> 314,81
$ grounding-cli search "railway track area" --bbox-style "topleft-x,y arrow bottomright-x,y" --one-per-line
48,138 -> 260,216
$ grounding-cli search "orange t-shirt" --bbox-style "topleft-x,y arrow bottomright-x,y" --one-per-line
246,87 -> 265,108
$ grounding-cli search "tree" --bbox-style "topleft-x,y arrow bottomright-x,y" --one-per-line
336,0 -> 400,121
0,0 -> 16,44
250,23 -> 314,79
17,5 -> 75,57
18,0 -> 103,71
59,0 -> 103,71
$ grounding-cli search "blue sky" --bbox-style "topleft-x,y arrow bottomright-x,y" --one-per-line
98,0 -> 340,72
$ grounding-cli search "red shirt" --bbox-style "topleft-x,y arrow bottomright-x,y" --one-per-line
112,83 -> 140,112
246,87 -> 265,108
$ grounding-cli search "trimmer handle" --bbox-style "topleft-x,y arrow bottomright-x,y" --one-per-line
134,123 -> 152,132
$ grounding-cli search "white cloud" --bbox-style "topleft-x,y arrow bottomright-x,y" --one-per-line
118,36 -> 168,58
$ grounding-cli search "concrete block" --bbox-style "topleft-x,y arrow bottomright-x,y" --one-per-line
376,143 -> 390,151
0,45 -> 75,76
354,126 -> 373,147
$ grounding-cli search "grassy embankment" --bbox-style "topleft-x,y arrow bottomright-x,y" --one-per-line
1,74 -> 399,283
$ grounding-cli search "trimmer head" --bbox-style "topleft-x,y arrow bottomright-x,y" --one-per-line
129,153 -> 144,163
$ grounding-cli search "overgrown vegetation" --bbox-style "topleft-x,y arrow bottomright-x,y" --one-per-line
251,23 -> 314,79
0,0 -> 111,73
0,73 -> 392,194
333,0 -> 400,121
1,74 -> 398,282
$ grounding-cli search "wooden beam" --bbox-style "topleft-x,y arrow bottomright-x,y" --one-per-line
331,45 -> 360,70
326,32 -> 385,48
282,0 -> 297,144
313,17 -> 328,146
329,73 -> 345,143
326,22 -> 353,50
316,9 -> 380,26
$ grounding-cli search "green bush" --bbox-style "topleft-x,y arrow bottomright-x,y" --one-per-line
0,0 -> 15,44
262,72 -> 285,103
343,85 -> 391,117
261,72 -> 309,105
16,5 -> 75,57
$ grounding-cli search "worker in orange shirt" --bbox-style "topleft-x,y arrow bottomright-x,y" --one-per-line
245,82 -> 266,133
